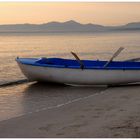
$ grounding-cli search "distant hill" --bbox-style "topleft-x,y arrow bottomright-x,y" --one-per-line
0,20 -> 140,33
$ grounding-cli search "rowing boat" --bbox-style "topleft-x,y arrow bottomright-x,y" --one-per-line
16,56 -> 140,85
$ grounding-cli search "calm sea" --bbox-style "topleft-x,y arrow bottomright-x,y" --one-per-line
0,31 -> 140,121
0,32 -> 140,84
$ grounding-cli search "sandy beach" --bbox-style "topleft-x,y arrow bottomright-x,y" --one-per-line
0,84 -> 140,138
1,2 -> 140,138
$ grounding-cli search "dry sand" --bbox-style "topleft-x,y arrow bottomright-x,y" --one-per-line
0,84 -> 140,138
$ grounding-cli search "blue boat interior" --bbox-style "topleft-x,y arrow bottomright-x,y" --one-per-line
16,57 -> 140,70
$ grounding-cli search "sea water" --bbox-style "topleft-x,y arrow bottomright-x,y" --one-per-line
0,31 -> 140,121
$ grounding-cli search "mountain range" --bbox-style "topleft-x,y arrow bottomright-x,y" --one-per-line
0,20 -> 140,33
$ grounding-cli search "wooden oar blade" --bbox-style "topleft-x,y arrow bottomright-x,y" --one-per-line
104,47 -> 124,68
71,52 -> 84,69
71,52 -> 81,61
112,47 -> 124,60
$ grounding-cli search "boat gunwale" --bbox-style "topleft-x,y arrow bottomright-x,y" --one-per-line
16,58 -> 140,70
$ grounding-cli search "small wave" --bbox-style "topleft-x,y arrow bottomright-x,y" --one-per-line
0,79 -> 29,88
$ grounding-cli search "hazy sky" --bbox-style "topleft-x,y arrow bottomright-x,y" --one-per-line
0,2 -> 140,25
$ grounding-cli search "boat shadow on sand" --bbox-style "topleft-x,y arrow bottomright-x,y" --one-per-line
21,82 -> 106,114
20,81 -> 140,115
23,81 -> 140,103
23,81 -> 106,97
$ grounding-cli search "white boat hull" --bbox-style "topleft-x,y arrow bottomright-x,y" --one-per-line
17,62 -> 140,85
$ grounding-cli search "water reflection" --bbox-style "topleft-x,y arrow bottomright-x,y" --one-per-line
0,82 -> 105,121
0,81 -> 140,121
22,82 -> 106,114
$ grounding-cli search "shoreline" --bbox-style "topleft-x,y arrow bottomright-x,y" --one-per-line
0,82 -> 105,122
0,85 -> 140,137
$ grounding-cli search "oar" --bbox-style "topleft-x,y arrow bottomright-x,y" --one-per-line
71,52 -> 84,69
124,57 -> 140,62
104,47 -> 124,68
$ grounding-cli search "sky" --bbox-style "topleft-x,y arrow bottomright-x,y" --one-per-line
0,2 -> 140,25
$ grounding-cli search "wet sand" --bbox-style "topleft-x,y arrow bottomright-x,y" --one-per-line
0,82 -> 105,121
0,84 -> 140,138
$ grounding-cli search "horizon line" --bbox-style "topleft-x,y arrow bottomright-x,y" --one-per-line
0,20 -> 140,26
